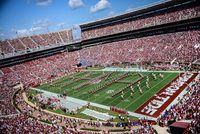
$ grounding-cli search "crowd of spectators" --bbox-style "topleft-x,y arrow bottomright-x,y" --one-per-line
0,29 -> 73,55
8,39 -> 26,52
82,6 -> 200,40
79,30 -> 200,66
0,41 -> 14,54
0,50 -> 79,118
21,36 -> 38,49
0,85 -> 18,116
1,51 -> 79,88
157,79 -> 200,133
0,114 -> 60,133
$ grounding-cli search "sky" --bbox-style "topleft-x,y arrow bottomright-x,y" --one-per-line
0,0 -> 164,40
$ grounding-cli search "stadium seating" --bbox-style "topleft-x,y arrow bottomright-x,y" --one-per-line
8,39 -> 26,52
0,114 -> 59,133
31,34 -> 48,46
20,37 -> 38,49
0,51 -> 78,88
0,86 -> 17,115
157,81 -> 200,133
0,51 -> 79,118
0,30 -> 73,56
0,40 -> 14,54
82,6 -> 200,40
79,30 -> 200,65
58,30 -> 73,43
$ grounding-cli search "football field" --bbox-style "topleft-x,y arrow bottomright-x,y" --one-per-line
37,68 -> 179,112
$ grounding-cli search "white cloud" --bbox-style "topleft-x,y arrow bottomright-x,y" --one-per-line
125,7 -> 134,12
11,28 -> 16,32
30,26 -> 44,32
15,26 -> 44,37
16,29 -> 30,36
37,0 -> 52,6
90,0 -> 111,13
69,0 -> 84,9
107,11 -> 115,17
33,19 -> 53,28
57,22 -> 65,27
14,18 -> 53,37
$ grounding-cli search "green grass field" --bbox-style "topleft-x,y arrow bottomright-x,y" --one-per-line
37,69 -> 179,112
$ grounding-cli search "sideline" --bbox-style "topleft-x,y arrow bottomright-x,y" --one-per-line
29,88 -> 157,120
82,67 -> 183,73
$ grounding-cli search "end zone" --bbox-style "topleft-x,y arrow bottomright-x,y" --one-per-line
135,73 -> 198,118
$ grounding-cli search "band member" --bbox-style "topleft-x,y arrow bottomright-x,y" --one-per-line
137,82 -> 140,89
146,81 -> 150,89
131,86 -> 134,93
152,73 -> 157,80
121,94 -> 124,100
146,76 -> 149,81
139,87 -> 143,94
159,73 -> 164,79
131,92 -> 134,98
138,81 -> 141,85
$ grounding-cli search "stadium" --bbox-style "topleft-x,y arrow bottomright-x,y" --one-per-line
0,0 -> 200,133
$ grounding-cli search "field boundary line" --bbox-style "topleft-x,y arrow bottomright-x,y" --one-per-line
82,69 -> 183,73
